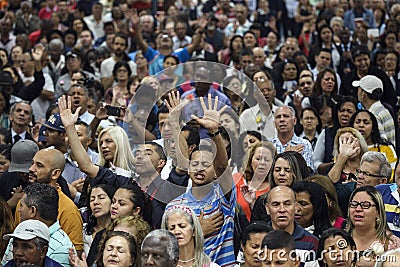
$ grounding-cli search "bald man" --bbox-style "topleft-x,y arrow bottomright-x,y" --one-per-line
15,148 -> 84,254
265,186 -> 318,267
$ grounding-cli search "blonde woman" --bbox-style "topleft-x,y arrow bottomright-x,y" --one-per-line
162,205 -> 220,267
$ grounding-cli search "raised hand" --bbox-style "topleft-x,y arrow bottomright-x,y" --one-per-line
191,94 -> 227,133
164,91 -> 187,128
69,248 -> 88,267
32,44 -> 45,61
339,134 -> 360,158
240,184 -> 256,208
58,95 -> 81,128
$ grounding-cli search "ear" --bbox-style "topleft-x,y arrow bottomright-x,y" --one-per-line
51,169 -> 61,181
382,178 -> 388,184
265,203 -> 270,215
86,136 -> 93,147
40,245 -> 48,259
132,207 -> 141,216
293,116 -> 297,125
30,205 -> 38,218
157,159 -> 166,170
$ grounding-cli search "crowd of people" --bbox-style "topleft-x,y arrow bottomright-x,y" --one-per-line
1,0 -> 400,267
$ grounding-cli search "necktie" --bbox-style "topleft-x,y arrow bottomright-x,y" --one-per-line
14,135 -> 21,144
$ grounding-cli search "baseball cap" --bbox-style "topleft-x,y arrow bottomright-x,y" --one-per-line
66,51 -> 81,59
352,75 -> 383,94
8,140 -> 38,173
3,220 -> 50,242
44,113 -> 65,133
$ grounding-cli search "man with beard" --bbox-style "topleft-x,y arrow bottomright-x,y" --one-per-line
14,148 -> 83,255
100,33 -> 136,89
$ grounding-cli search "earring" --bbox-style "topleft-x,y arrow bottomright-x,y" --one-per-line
376,217 -> 380,224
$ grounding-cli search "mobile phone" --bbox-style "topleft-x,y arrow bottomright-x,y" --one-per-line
106,106 -> 121,117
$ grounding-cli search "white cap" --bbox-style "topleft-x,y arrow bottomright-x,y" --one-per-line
352,75 -> 383,94
3,220 -> 50,242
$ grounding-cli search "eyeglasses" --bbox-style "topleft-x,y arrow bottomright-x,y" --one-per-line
355,169 -> 386,179
349,201 -> 376,209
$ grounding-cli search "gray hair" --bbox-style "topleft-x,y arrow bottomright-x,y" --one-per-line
49,38 -> 64,50
142,229 -> 179,260
140,14 -> 154,23
275,106 -> 296,119
32,237 -> 49,249
330,16 -> 344,28
360,151 -> 392,179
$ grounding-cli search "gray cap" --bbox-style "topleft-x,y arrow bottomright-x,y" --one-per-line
8,140 -> 39,173
3,220 -> 50,242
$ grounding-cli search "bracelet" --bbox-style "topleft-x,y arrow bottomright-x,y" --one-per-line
207,130 -> 220,137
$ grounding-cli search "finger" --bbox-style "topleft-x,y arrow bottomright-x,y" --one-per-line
199,97 -> 206,112
208,94 -> 213,110
218,103 -> 227,114
199,210 -> 204,219
190,114 -> 200,123
81,252 -> 87,261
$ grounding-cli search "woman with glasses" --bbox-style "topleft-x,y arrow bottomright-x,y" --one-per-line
298,107 -> 322,149
347,186 -> 400,263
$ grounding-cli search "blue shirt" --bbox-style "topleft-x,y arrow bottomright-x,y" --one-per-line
376,183 -> 400,237
5,256 -> 63,267
48,221 -> 75,267
144,46 -> 190,75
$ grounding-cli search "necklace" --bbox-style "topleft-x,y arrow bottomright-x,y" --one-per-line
178,258 -> 195,263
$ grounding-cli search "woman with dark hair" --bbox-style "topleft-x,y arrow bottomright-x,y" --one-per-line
317,228 -> 357,267
219,35 -> 244,65
85,184 -> 148,266
307,175 -> 345,228
83,184 -> 116,255
309,25 -> 340,72
276,59 -> 299,101
314,96 -> 358,174
292,181 -> 331,237
312,68 -> 341,104
222,75 -> 246,115
350,110 -> 397,173
0,144 -> 11,175
0,197 -> 14,257
237,131 -> 264,173
105,61 -> 132,106
0,48 -> 9,67
162,54 -> 184,89
251,151 -> 310,222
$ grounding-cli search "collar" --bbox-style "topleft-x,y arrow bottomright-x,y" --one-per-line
11,129 -> 26,139
187,183 -> 218,203
49,221 -> 61,235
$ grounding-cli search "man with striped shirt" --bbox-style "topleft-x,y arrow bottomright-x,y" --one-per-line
166,95 -> 236,267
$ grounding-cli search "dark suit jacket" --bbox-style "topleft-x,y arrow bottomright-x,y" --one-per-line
4,129 -> 34,145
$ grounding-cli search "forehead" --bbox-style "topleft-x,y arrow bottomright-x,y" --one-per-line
15,102 -> 31,111
268,188 -> 295,202
275,107 -> 292,116
355,111 -> 371,119
142,237 -> 169,253
114,36 -> 126,44
300,76 -> 313,83
69,86 -> 87,94
191,150 -> 214,161
33,150 -> 50,163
